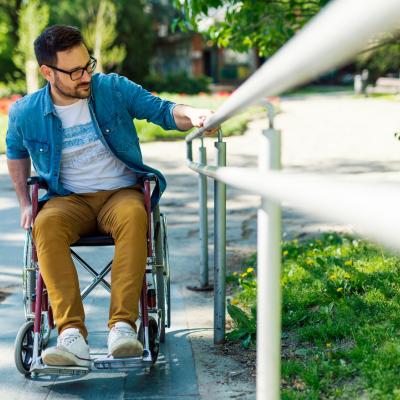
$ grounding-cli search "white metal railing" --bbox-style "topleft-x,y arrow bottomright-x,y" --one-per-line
184,0 -> 400,399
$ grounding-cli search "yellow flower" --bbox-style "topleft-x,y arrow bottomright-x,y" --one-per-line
326,342 -> 332,348
240,272 -> 248,278
283,250 -> 289,256
329,274 -> 337,281
337,287 -> 343,292
231,298 -> 239,305
344,260 -> 353,266
343,273 -> 351,279
246,267 -> 254,273
306,259 -> 313,265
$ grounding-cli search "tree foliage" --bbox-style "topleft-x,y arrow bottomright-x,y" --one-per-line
172,0 -> 329,57
14,0 -> 49,93
0,0 -> 156,88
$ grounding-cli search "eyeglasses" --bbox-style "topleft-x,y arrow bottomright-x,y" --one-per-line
46,56 -> 97,81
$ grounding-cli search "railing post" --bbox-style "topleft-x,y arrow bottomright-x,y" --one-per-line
257,104 -> 282,399
187,139 -> 213,292
214,129 -> 227,344
199,139 -> 211,288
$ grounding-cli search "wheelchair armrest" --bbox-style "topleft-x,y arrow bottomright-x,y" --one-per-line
139,173 -> 158,184
27,176 -> 48,189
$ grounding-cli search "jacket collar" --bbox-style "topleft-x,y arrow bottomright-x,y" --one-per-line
43,81 -> 95,116
43,83 -> 56,116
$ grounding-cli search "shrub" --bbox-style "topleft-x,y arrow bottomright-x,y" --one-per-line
143,72 -> 211,94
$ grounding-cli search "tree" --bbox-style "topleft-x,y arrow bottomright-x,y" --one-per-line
0,1 -> 23,82
47,0 -> 153,81
82,0 -> 126,73
172,0 -> 329,57
14,0 -> 49,93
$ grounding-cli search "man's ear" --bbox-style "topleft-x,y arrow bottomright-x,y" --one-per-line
39,65 -> 53,83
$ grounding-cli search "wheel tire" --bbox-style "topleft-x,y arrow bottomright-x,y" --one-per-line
161,214 -> 171,330
138,316 -> 160,364
41,312 -> 51,348
14,321 -> 35,376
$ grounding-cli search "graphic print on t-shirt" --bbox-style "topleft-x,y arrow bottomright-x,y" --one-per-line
54,99 -> 136,193
61,121 -> 111,169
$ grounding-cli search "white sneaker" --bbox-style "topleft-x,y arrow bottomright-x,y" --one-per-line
108,321 -> 143,358
42,328 -> 91,368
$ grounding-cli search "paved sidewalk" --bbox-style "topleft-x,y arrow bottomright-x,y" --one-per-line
1,94 -> 400,399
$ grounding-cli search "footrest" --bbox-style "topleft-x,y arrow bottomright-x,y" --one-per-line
93,352 -> 151,370
31,363 -> 90,376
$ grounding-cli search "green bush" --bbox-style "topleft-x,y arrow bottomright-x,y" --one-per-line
143,72 -> 211,94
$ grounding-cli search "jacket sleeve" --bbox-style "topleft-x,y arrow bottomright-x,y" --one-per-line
114,74 -> 178,131
5,104 -> 29,160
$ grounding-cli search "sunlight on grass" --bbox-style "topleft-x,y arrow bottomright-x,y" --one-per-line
0,115 -> 7,154
227,233 -> 400,398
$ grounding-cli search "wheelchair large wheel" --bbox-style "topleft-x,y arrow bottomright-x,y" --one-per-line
138,316 -> 159,364
14,321 -> 35,375
22,231 -> 36,320
160,213 -> 171,331
154,212 -> 171,343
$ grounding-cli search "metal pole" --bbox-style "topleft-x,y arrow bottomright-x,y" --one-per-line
257,106 -> 282,399
199,139 -> 210,288
214,129 -> 227,344
187,139 -> 213,292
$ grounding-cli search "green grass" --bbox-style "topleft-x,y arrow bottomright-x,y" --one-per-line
227,233 -> 400,399
283,85 -> 353,97
353,93 -> 400,101
0,115 -> 7,154
0,93 -> 260,153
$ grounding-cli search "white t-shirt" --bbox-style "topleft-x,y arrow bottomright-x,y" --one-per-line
54,99 -> 137,193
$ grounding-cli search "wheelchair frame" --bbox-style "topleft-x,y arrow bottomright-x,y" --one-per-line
14,175 -> 171,377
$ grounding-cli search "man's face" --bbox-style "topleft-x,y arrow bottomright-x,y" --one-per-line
44,43 -> 93,100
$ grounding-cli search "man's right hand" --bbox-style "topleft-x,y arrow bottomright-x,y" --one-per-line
20,205 -> 32,230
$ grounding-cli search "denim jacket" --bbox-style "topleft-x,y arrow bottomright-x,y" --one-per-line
6,73 -> 178,209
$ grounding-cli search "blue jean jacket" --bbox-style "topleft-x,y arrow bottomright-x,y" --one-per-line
6,73 -> 178,209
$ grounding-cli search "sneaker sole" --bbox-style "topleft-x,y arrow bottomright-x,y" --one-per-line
42,348 -> 91,368
110,340 -> 143,358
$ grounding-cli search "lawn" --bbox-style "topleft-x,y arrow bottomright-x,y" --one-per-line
0,115 -> 7,154
0,93 -> 261,154
227,233 -> 400,399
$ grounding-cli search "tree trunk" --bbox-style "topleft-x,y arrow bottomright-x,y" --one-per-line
25,59 -> 39,94
94,0 -> 106,73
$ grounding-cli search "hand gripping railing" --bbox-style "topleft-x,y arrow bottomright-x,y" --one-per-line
184,0 -> 400,399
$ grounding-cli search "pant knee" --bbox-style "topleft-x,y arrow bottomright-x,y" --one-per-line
32,212 -> 76,245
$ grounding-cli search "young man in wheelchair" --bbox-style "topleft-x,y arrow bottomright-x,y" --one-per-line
6,25 -> 213,368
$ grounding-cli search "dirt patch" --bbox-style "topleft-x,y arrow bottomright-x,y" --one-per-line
214,341 -> 256,384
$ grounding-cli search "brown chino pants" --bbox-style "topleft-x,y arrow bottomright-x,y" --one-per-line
32,184 -> 148,340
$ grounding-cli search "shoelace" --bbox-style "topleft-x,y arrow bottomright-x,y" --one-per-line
112,326 -> 136,338
57,333 -> 81,347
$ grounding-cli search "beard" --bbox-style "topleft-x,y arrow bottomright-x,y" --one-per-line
53,75 -> 91,100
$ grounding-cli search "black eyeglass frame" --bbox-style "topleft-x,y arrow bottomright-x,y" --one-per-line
45,56 -> 97,81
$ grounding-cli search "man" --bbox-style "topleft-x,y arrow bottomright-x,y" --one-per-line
6,25 -> 213,368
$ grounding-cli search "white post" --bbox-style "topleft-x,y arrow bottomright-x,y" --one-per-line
257,106 -> 282,399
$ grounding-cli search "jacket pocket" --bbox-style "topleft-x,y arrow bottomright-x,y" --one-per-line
23,139 -> 50,173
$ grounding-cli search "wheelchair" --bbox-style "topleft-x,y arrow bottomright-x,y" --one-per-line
14,174 -> 171,377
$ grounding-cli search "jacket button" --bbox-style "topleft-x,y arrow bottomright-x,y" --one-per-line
105,129 -> 110,133
39,148 -> 43,152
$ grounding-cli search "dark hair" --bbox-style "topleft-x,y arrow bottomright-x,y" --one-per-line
34,25 -> 85,66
